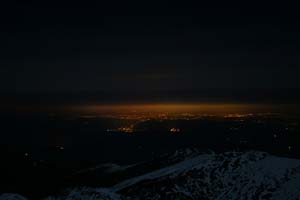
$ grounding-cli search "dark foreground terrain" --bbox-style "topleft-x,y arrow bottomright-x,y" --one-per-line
1,111 -> 300,199
1,149 -> 300,200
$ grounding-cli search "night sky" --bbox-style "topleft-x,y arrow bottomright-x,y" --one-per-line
3,1 -> 300,103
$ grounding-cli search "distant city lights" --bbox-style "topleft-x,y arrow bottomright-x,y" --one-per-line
170,128 -> 180,133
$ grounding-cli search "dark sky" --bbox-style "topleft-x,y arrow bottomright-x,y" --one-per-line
2,1 -> 300,100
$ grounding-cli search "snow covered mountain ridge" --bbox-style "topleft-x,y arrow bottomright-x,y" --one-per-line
1,150 -> 300,200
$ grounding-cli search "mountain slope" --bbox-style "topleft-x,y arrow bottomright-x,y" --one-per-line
113,151 -> 300,200
1,150 -> 300,200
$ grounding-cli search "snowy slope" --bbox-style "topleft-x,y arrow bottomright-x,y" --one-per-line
2,150 -> 300,200
44,188 -> 121,200
110,151 -> 300,200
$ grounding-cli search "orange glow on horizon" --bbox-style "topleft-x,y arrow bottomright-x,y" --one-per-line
16,102 -> 297,117
66,103 -> 270,115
